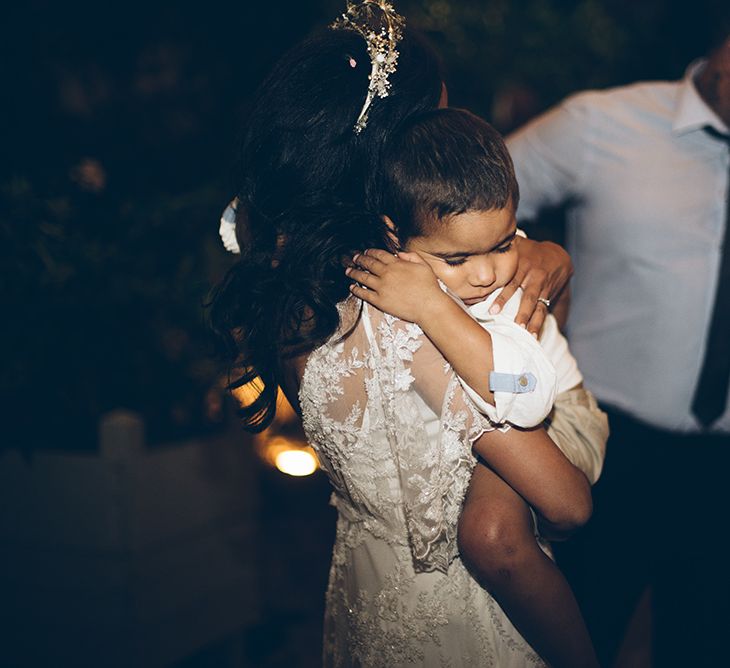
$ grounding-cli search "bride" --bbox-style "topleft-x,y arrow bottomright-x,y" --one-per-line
210,3 -> 598,666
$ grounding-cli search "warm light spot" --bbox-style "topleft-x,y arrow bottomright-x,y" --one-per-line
234,379 -> 317,476
256,435 -> 320,476
274,448 -> 318,477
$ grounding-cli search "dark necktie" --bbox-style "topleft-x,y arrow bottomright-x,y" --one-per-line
691,126 -> 730,427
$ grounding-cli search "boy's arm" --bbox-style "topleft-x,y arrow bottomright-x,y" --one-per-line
347,249 -> 497,404
466,302 -> 558,427
348,249 -> 559,425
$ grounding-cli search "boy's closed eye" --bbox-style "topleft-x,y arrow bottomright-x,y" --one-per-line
442,240 -> 514,267
495,240 -> 514,254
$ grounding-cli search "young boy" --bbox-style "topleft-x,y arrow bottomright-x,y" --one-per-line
347,107 -> 607,667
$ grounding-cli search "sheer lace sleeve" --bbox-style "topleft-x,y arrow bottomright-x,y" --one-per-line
361,303 -> 498,573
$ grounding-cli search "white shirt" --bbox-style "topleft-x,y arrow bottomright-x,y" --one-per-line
507,62 -> 730,433
457,287 -> 582,428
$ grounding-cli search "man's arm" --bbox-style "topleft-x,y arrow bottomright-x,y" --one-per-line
506,95 -> 590,221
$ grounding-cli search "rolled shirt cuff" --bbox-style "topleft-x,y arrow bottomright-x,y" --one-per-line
460,318 -> 558,427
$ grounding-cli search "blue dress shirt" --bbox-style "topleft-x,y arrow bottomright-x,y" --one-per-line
507,62 -> 730,433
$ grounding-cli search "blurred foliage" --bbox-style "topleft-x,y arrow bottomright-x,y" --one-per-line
1,0 -> 726,450
1,1 -> 332,450
400,0 -> 727,130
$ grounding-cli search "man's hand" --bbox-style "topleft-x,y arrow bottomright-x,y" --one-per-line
489,237 -> 573,334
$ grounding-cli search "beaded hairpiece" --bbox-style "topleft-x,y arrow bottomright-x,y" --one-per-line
331,1 -> 405,133
218,2 -> 406,254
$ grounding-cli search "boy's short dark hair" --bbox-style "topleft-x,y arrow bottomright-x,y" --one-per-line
381,107 -> 519,242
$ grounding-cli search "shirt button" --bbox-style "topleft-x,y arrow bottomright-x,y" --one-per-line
519,375 -> 529,387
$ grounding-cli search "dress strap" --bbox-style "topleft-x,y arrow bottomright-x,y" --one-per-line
360,302 -> 382,360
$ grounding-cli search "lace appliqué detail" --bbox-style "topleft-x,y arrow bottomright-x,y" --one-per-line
301,301 -> 546,667
324,536 -> 543,667
375,314 -> 495,573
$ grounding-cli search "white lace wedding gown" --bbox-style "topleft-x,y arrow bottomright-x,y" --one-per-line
299,299 -> 545,667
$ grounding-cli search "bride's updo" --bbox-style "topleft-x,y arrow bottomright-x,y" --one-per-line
208,24 -> 443,431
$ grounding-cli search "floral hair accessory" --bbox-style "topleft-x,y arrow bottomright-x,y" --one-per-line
331,1 -> 405,133
219,2 -> 406,255
219,197 -> 241,254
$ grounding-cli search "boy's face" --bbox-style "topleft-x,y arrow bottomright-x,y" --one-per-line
403,206 -> 518,305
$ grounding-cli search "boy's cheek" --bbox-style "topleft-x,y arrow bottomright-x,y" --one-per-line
492,260 -> 519,292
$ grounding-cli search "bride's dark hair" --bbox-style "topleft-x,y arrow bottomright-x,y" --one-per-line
208,26 -> 442,431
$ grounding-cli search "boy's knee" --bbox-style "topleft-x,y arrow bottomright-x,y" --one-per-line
457,506 -> 534,588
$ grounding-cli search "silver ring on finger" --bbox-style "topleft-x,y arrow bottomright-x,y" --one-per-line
537,297 -> 551,308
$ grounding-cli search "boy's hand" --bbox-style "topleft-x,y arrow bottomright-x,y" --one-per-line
346,248 -> 447,324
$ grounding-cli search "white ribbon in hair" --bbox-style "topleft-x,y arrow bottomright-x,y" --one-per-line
219,198 -> 241,254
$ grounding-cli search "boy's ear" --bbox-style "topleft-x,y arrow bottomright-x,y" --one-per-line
382,215 -> 400,251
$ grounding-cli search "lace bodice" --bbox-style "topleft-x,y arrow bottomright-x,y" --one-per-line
299,299 -> 544,667
300,299 -> 495,572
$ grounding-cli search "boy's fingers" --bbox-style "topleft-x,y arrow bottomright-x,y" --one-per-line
363,248 -> 397,264
396,251 -> 424,264
350,283 -> 376,304
353,253 -> 386,274
346,267 -> 378,289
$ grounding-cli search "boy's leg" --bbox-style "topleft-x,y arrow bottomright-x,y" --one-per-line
458,461 -> 598,668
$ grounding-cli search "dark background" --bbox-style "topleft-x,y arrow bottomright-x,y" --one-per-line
2,0 -> 725,453
0,2 -> 726,667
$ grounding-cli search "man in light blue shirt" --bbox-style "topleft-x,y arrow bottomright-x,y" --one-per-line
507,30 -> 730,668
